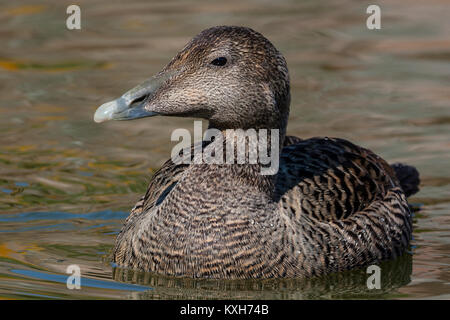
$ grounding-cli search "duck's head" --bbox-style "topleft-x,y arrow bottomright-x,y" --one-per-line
94,26 -> 290,131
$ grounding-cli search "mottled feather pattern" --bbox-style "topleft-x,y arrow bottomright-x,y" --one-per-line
108,26 -> 419,279
113,136 -> 414,278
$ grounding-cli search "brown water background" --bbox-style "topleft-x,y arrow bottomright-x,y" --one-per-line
0,0 -> 449,299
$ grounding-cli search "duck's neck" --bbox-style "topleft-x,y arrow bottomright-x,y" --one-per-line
194,123 -> 286,197
153,120 -> 287,223
179,96 -> 290,201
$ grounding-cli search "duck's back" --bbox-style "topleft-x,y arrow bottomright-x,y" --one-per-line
274,137 -> 415,275
277,137 -> 399,221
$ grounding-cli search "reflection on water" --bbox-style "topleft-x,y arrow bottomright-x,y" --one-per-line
0,0 -> 449,299
112,254 -> 413,299
12,268 -> 151,292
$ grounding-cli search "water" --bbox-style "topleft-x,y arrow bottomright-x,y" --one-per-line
0,0 -> 449,299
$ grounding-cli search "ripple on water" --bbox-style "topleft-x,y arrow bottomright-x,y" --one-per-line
0,0 -> 449,299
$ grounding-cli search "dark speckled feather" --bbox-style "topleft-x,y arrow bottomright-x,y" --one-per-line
109,26 -> 420,279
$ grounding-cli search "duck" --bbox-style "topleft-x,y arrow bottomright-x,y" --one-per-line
94,26 -> 420,279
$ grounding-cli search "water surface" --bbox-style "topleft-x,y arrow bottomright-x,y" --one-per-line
0,0 -> 449,299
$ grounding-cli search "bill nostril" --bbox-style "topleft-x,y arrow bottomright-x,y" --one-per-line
130,95 -> 147,107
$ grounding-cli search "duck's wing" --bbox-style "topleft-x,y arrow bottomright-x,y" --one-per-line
283,135 -> 303,146
123,160 -> 189,229
133,161 -> 187,215
113,154 -> 190,263
275,137 -> 417,271
276,137 -> 407,222
121,140 -> 213,227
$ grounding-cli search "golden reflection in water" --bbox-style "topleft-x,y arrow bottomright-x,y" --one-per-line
0,0 -> 449,299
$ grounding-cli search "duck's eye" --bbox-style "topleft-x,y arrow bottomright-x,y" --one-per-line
210,57 -> 227,66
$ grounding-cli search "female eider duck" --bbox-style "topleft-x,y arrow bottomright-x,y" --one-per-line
94,26 -> 420,279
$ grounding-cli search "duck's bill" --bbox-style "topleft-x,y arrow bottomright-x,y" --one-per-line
93,97 -> 159,123
94,71 -> 174,123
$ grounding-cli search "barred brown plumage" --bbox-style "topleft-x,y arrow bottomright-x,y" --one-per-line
96,26 -> 420,279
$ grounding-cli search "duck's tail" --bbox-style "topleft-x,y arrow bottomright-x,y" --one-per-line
391,163 -> 420,197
